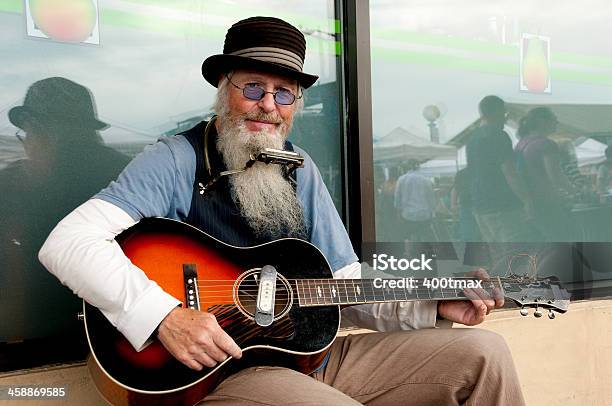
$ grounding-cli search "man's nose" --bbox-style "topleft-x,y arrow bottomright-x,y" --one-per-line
257,92 -> 277,113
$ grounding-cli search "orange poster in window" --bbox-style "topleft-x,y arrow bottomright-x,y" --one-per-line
520,34 -> 551,93
26,0 -> 100,45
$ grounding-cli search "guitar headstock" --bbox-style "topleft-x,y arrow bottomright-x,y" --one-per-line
501,275 -> 571,319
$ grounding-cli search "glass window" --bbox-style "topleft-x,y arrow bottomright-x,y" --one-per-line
369,0 -> 612,299
0,1 -> 343,370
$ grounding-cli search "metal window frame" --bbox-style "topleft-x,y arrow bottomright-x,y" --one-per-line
338,0 -> 375,258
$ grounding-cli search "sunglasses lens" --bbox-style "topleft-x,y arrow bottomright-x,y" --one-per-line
274,90 -> 295,105
243,86 -> 265,101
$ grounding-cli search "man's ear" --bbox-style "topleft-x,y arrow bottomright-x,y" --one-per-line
219,70 -> 233,86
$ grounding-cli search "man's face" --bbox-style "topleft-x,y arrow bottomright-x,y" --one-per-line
19,121 -> 58,170
213,69 -> 305,238
224,69 -> 299,136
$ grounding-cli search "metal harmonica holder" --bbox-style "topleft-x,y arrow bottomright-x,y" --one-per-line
199,148 -> 304,195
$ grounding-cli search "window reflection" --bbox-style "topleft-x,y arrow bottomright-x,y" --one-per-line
0,77 -> 130,344
370,0 -> 612,297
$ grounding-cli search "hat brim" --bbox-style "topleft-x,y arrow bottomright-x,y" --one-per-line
202,54 -> 318,89
8,105 -> 108,130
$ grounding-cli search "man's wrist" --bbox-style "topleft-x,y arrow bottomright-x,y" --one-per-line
150,324 -> 160,340
151,304 -> 182,340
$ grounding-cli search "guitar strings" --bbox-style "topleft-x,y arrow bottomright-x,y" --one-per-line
193,278 -> 509,304
195,289 -> 476,299
195,276 -> 511,282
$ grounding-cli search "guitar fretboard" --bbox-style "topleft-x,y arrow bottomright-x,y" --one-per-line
295,278 -> 502,306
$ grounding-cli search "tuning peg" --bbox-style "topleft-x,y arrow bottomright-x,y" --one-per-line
520,307 -> 529,316
548,310 -> 556,320
534,305 -> 543,318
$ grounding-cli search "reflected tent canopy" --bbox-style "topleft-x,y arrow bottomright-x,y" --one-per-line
574,138 -> 608,167
373,126 -> 456,164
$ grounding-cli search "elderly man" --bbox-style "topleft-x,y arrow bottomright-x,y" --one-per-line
39,17 -> 524,405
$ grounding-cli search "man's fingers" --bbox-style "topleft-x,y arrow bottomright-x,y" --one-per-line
157,308 -> 241,370
182,358 -> 203,371
200,313 -> 241,361
466,267 -> 490,280
464,286 -> 496,313
476,303 -> 487,321
198,336 -> 230,363
465,268 -> 502,310
492,287 -> 505,308
212,328 -> 242,359
194,351 -> 218,368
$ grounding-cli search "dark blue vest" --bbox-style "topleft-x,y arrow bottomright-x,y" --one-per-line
181,121 -> 300,247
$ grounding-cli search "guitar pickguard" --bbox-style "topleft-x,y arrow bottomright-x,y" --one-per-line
208,304 -> 295,342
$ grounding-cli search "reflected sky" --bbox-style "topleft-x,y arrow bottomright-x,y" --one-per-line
371,0 -> 612,57
0,1 -> 337,142
370,0 -> 612,141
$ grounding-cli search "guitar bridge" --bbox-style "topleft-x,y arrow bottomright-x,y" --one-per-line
183,264 -> 200,310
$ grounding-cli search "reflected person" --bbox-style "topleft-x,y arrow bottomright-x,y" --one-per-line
394,159 -> 437,243
515,107 -> 575,241
451,167 -> 491,266
466,95 -> 534,244
0,77 -> 130,342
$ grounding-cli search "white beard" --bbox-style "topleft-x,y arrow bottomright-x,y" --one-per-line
215,106 -> 306,239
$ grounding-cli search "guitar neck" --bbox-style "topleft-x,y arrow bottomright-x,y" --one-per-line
295,278 -> 502,307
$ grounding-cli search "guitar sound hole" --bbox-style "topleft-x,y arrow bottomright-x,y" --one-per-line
234,270 -> 293,320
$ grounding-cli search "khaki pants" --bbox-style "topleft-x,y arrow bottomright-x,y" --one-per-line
201,328 -> 525,405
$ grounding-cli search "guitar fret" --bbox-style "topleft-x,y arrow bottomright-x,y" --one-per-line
332,280 -> 340,304
341,279 -> 349,304
319,279 -> 329,304
358,279 -> 366,303
307,280 -> 313,305
323,280 -> 330,305
361,279 -> 372,302
370,280 -> 382,302
335,280 -> 342,304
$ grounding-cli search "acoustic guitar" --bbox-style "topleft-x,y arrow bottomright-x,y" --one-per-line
83,217 -> 570,405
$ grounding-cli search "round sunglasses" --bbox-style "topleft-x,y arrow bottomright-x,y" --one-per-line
226,75 -> 300,105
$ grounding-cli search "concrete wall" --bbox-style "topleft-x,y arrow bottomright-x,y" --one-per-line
472,299 -> 612,406
1,299 -> 611,406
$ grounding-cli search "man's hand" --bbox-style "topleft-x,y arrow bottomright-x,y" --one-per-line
157,307 -> 242,371
437,268 -> 504,326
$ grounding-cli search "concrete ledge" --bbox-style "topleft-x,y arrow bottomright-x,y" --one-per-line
0,362 -> 105,406
475,299 -> 612,406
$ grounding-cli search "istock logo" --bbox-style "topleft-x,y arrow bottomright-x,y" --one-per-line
372,254 -> 433,272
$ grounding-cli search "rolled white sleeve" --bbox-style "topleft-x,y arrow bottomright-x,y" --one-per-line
336,262 -> 451,331
38,198 -> 181,350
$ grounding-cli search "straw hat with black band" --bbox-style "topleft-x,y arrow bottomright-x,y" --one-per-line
201,16 -> 318,89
